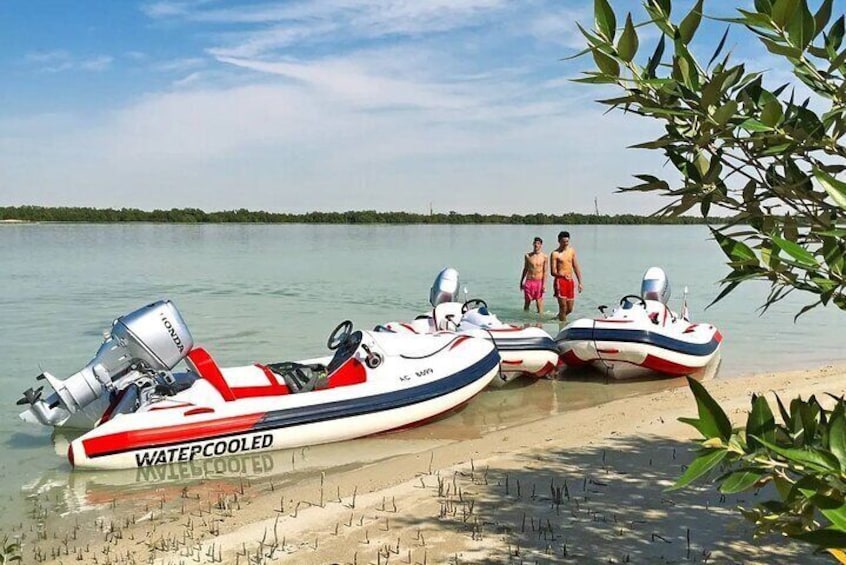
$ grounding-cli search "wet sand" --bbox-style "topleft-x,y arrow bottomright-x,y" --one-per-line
16,362 -> 846,564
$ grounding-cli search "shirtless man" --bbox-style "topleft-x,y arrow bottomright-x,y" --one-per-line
550,230 -> 583,321
519,237 -> 548,313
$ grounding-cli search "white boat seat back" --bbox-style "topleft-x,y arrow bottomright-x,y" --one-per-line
432,302 -> 462,331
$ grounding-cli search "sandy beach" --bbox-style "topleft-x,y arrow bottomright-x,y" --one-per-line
20,364 -> 845,564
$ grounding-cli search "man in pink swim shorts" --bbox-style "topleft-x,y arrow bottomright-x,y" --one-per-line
519,236 -> 548,314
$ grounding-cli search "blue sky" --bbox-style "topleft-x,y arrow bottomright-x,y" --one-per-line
0,1 -> 805,214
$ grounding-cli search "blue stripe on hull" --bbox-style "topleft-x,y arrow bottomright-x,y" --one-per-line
558,328 -> 720,357
487,336 -> 558,352
254,349 -> 500,430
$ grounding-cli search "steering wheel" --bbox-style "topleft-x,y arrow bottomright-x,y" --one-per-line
327,320 -> 354,350
461,298 -> 488,314
619,294 -> 647,309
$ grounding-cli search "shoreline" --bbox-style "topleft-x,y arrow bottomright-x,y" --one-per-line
22,362 -> 846,564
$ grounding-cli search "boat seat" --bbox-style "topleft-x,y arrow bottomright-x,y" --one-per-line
433,302 -> 462,331
266,362 -> 328,393
185,347 -> 235,401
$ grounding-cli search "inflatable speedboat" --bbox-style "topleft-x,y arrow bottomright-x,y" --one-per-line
378,268 -> 559,386
17,301 -> 499,470
555,268 -> 722,379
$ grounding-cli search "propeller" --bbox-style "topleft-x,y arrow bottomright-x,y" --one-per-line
16,385 -> 43,406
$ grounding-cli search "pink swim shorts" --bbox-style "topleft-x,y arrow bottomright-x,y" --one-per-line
523,278 -> 544,301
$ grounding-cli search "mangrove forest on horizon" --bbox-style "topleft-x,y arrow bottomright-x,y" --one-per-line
0,206 -> 725,225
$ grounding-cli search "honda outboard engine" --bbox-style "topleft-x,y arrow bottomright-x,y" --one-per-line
640,267 -> 671,304
18,300 -> 193,428
429,267 -> 460,307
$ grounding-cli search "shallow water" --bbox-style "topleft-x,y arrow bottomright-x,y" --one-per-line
0,223 -> 842,530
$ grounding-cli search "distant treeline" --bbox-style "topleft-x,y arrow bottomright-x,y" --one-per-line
0,206 -> 723,225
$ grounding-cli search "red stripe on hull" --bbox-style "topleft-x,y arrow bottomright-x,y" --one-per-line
536,361 -> 557,377
560,350 -> 588,367
82,412 -> 266,458
448,335 -> 471,350
640,354 -> 698,376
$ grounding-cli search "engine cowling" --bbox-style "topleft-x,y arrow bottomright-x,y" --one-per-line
640,267 -> 671,305
429,267 -> 460,307
18,300 -> 193,428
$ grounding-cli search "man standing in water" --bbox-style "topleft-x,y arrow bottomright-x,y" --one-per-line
519,236 -> 548,314
551,231 -> 583,321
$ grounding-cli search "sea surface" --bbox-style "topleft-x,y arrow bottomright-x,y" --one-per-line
0,223 -> 843,530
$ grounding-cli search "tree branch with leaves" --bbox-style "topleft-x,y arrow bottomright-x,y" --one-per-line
576,0 -> 846,317
576,0 -> 846,559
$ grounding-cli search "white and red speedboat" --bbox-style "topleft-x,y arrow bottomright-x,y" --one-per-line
378,268 -> 560,386
555,268 -> 722,379
18,301 -> 499,470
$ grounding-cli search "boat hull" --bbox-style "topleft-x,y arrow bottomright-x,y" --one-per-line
381,304 -> 558,382
556,306 -> 722,380
70,342 -> 499,470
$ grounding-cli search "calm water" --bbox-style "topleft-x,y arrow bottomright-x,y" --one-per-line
0,223 -> 843,530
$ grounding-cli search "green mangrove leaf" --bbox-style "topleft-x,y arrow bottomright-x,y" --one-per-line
687,377 -> 733,440
785,0 -> 816,50
815,0 -> 834,38
592,48 -> 620,77
772,0 -> 800,28
761,99 -> 784,126
747,394 -> 777,449
711,228 -> 758,264
831,16 -> 846,51
712,100 -> 738,126
645,34 -> 666,78
821,504 -> 846,531
753,435 -> 841,472
667,449 -> 728,491
813,167 -> 846,209
760,37 -> 803,59
793,528 -> 846,548
771,235 -> 819,267
707,27 -> 730,69
828,404 -> 846,468
617,13 -> 638,62
679,0 -> 703,44
720,469 -> 765,494
740,118 -> 775,132
595,0 -> 617,41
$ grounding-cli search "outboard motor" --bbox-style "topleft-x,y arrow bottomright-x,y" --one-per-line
640,267 -> 671,304
18,300 -> 193,428
429,267 -> 460,307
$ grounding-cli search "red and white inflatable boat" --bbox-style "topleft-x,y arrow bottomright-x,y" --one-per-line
555,268 -> 722,379
18,301 -> 499,470
378,268 -> 559,386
